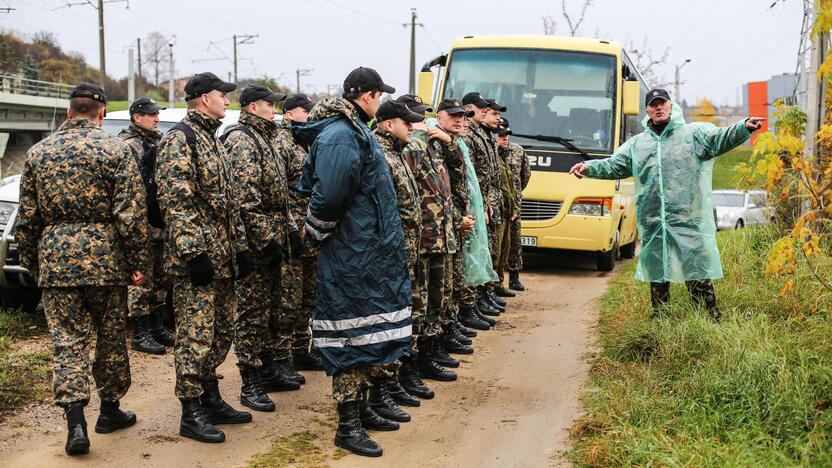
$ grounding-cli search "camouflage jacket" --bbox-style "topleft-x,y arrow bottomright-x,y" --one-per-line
274,118 -> 309,235
224,111 -> 293,263
498,144 -> 519,218
504,142 -> 530,216
411,131 -> 457,255
373,128 -> 422,251
17,119 -> 148,287
118,123 -> 164,228
463,122 -> 503,218
156,110 -> 248,278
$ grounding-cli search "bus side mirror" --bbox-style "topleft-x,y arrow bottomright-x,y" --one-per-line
418,71 -> 435,107
622,80 -> 640,116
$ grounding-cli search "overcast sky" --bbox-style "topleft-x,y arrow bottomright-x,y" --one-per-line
1,0 -> 805,106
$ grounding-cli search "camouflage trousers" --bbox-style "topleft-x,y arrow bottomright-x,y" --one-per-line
650,280 -> 718,314
441,251 -> 463,325
508,216 -> 523,272
415,253 -> 445,337
42,286 -> 130,407
234,265 -> 280,369
332,362 -> 400,404
127,239 -> 166,319
404,231 -> 421,333
276,256 -> 317,360
494,211 -> 512,280
172,277 -> 235,400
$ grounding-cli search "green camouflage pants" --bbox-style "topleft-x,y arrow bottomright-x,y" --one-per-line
127,238 -> 166,319
172,277 -> 235,400
441,251 -> 463,325
495,212 -> 512,279
234,265 -> 279,369
508,217 -> 523,272
42,286 -> 130,407
277,255 -> 317,359
332,363 -> 399,403
415,253 -> 445,337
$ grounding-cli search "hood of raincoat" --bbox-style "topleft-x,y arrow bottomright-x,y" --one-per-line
296,96 -> 411,375
585,101 -> 754,283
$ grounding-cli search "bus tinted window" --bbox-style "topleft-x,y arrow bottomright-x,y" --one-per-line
443,48 -> 616,153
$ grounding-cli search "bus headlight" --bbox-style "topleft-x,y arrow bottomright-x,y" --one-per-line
568,198 -> 612,217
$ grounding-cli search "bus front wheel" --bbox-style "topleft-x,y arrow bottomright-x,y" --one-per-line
596,232 -> 619,272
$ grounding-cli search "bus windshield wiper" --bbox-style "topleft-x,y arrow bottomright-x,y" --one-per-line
512,133 -> 591,160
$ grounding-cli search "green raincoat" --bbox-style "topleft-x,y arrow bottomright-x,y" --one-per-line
584,103 -> 754,283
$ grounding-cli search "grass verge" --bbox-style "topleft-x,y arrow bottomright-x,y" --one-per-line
712,146 -> 760,190
570,227 -> 832,466
0,309 -> 50,418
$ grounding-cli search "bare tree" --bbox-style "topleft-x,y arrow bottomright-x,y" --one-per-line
143,32 -> 167,87
626,37 -> 670,88
560,0 -> 592,37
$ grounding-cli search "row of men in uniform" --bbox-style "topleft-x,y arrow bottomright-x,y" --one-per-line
15,66 -> 529,458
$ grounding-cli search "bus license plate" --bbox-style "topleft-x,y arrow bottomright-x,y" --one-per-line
521,236 -> 537,247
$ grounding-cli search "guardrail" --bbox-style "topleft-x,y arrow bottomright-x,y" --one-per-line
0,73 -> 73,100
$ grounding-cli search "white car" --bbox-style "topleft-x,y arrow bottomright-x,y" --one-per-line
713,189 -> 774,230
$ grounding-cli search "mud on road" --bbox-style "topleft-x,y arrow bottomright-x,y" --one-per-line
0,253 -> 622,467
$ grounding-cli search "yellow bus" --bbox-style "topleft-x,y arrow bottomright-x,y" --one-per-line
418,35 -> 647,271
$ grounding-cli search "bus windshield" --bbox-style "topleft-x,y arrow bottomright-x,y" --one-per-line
443,48 -> 617,153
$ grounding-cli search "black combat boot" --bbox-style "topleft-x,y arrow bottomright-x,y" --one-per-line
431,337 -> 460,368
95,399 -> 136,434
259,352 -> 302,392
239,366 -> 276,412
293,349 -> 324,371
489,288 -> 510,304
359,398 -> 399,431
459,306 -> 490,331
482,287 -> 506,312
509,270 -> 525,291
454,319 -> 478,338
387,374 -> 420,407
200,378 -> 252,424
130,316 -> 165,355
368,378 -> 411,422
149,309 -> 175,347
334,402 -> 382,457
477,294 -> 501,316
277,358 -> 306,385
64,402 -> 90,455
442,329 -> 474,355
448,322 -> 473,345
474,305 -> 497,327
417,337 -> 457,382
180,397 -> 225,443
398,353 -> 434,399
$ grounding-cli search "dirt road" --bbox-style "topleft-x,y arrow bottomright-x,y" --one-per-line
0,253 -> 618,467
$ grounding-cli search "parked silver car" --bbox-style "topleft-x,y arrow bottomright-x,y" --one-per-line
713,189 -> 774,230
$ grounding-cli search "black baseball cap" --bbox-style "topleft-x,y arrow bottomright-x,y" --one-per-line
494,117 -> 512,136
461,92 -> 489,108
129,97 -> 165,115
284,93 -> 314,112
645,88 -> 671,107
376,100 -> 425,123
184,72 -> 237,101
437,98 -> 475,117
240,84 -> 286,106
69,82 -> 107,104
486,98 -> 507,112
343,67 -> 395,94
395,94 -> 433,114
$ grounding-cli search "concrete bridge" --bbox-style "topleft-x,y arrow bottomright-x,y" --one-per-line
0,73 -> 71,177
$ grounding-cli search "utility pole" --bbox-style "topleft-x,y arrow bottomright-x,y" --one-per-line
403,8 -> 423,95
136,37 -> 142,82
127,48 -> 135,102
97,0 -> 105,84
168,35 -> 176,105
232,34 -> 258,83
296,68 -> 313,93
805,28 -> 825,162
674,58 -> 691,104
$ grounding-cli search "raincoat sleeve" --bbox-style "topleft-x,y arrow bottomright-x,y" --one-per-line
584,138 -> 634,180
692,120 -> 754,161
303,137 -> 362,242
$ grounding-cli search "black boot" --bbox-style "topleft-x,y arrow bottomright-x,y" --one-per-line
130,316 -> 165,355
200,378 -> 252,424
359,398 -> 399,431
509,271 -> 526,291
369,378 -> 411,422
431,337 -> 460,368
485,292 -> 506,312
442,330 -> 474,355
387,374 -> 420,407
278,358 -> 306,385
490,289 -> 510,304
494,284 -> 516,297
454,319 -> 477,338
293,349 -> 324,371
417,337 -> 457,382
448,322 -> 473,345
64,402 -> 89,455
180,397 -> 225,443
474,305 -> 497,326
398,354 -> 434,399
477,295 -> 501,317
149,309 -> 176,347
259,352 -> 302,392
459,306 -> 491,331
95,399 -> 136,434
239,366 -> 276,412
334,402 -> 382,457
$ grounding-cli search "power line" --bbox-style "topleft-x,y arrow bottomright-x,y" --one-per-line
304,0 -> 398,27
